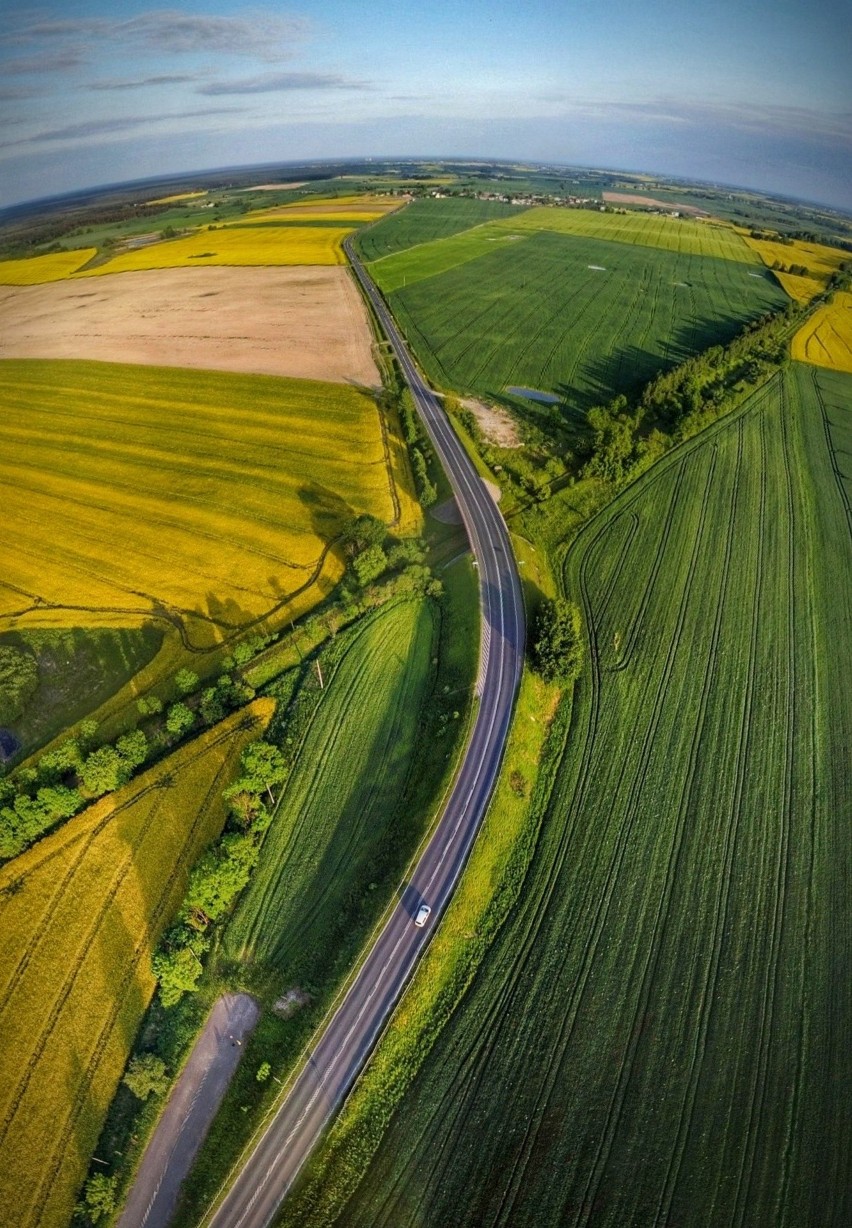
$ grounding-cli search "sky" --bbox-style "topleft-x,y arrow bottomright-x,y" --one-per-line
1,0 -> 850,211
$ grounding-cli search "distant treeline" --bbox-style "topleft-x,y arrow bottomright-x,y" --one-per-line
0,202 -> 174,258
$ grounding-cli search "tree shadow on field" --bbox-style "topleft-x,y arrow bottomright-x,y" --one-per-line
297,481 -> 357,540
573,310 -> 767,412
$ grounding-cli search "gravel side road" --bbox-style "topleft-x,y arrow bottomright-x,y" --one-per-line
118,993 -> 261,1228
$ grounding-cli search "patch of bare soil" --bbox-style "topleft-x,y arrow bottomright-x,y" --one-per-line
462,396 -> 521,448
244,181 -> 310,190
273,988 -> 312,1018
0,266 -> 380,385
602,191 -> 708,216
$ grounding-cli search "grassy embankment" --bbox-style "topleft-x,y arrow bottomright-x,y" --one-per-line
0,700 -> 273,1228
284,362 -> 851,1228
0,358 -> 415,755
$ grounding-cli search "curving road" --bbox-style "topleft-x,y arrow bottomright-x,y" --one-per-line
202,239 -> 525,1228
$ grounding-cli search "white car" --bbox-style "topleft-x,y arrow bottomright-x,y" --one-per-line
414,903 -> 432,928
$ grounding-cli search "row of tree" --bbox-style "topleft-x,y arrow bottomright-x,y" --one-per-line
151,738 -> 287,1005
393,382 -> 439,507
0,668 -> 256,859
580,299 -> 809,489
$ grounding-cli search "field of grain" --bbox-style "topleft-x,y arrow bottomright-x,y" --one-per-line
0,699 -> 273,1228
0,266 -> 380,385
354,198 -> 527,262
0,359 -> 407,648
75,225 -> 352,275
792,291 -> 852,372
298,363 -> 851,1228
377,229 -> 785,408
490,206 -> 756,262
367,222 -> 532,293
0,249 -> 97,284
744,234 -> 848,302
223,599 -> 435,985
237,195 -> 397,225
147,191 -> 207,205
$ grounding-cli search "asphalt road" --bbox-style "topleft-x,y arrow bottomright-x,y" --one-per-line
119,994 -> 260,1228
203,240 -> 525,1228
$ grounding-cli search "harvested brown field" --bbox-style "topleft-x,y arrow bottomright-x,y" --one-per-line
243,181 -> 309,190
602,191 -> 708,215
0,266 -> 379,385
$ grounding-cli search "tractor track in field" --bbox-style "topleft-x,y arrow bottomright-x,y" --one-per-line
812,366 -> 852,538
729,381 -> 798,1227
579,431 -> 741,1219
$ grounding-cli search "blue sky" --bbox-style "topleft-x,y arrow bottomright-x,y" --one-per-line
1,0 -> 849,209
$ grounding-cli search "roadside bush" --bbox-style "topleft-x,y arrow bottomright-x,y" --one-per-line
532,599 -> 583,683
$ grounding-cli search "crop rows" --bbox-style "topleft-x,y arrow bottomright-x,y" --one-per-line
223,599 -> 435,986
0,360 -> 397,642
0,700 -> 273,1228
792,290 -> 852,373
0,249 -> 98,285
489,206 -> 758,263
309,365 -> 851,1227
355,198 -> 527,262
381,230 -> 785,409
744,234 -> 848,302
72,225 -> 352,275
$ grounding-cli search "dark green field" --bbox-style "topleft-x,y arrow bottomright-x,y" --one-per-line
0,625 -> 162,758
281,363 -> 852,1228
353,197 -> 527,262
222,598 -> 435,989
376,228 -> 785,411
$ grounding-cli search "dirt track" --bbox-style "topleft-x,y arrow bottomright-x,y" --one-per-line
0,265 -> 379,385
116,993 -> 260,1228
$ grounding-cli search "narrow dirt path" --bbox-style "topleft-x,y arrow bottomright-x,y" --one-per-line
117,993 -> 260,1228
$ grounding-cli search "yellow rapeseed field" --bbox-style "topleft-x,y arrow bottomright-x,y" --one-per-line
492,208 -> 757,263
232,211 -> 389,226
239,195 -> 397,225
0,249 -> 97,284
743,235 -> 848,302
0,698 -> 273,1228
792,291 -> 852,373
0,359 -> 411,648
147,191 -> 207,205
75,225 -> 352,274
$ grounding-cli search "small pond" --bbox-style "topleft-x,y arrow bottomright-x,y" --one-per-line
506,386 -> 562,404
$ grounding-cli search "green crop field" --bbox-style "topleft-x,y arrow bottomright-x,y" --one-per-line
0,359 -> 405,651
490,205 -> 759,262
284,363 -> 852,1228
222,598 -> 436,988
354,198 -> 527,262
374,229 -> 785,409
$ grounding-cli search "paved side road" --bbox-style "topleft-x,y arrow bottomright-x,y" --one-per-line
199,240 -> 525,1228
118,993 -> 260,1228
